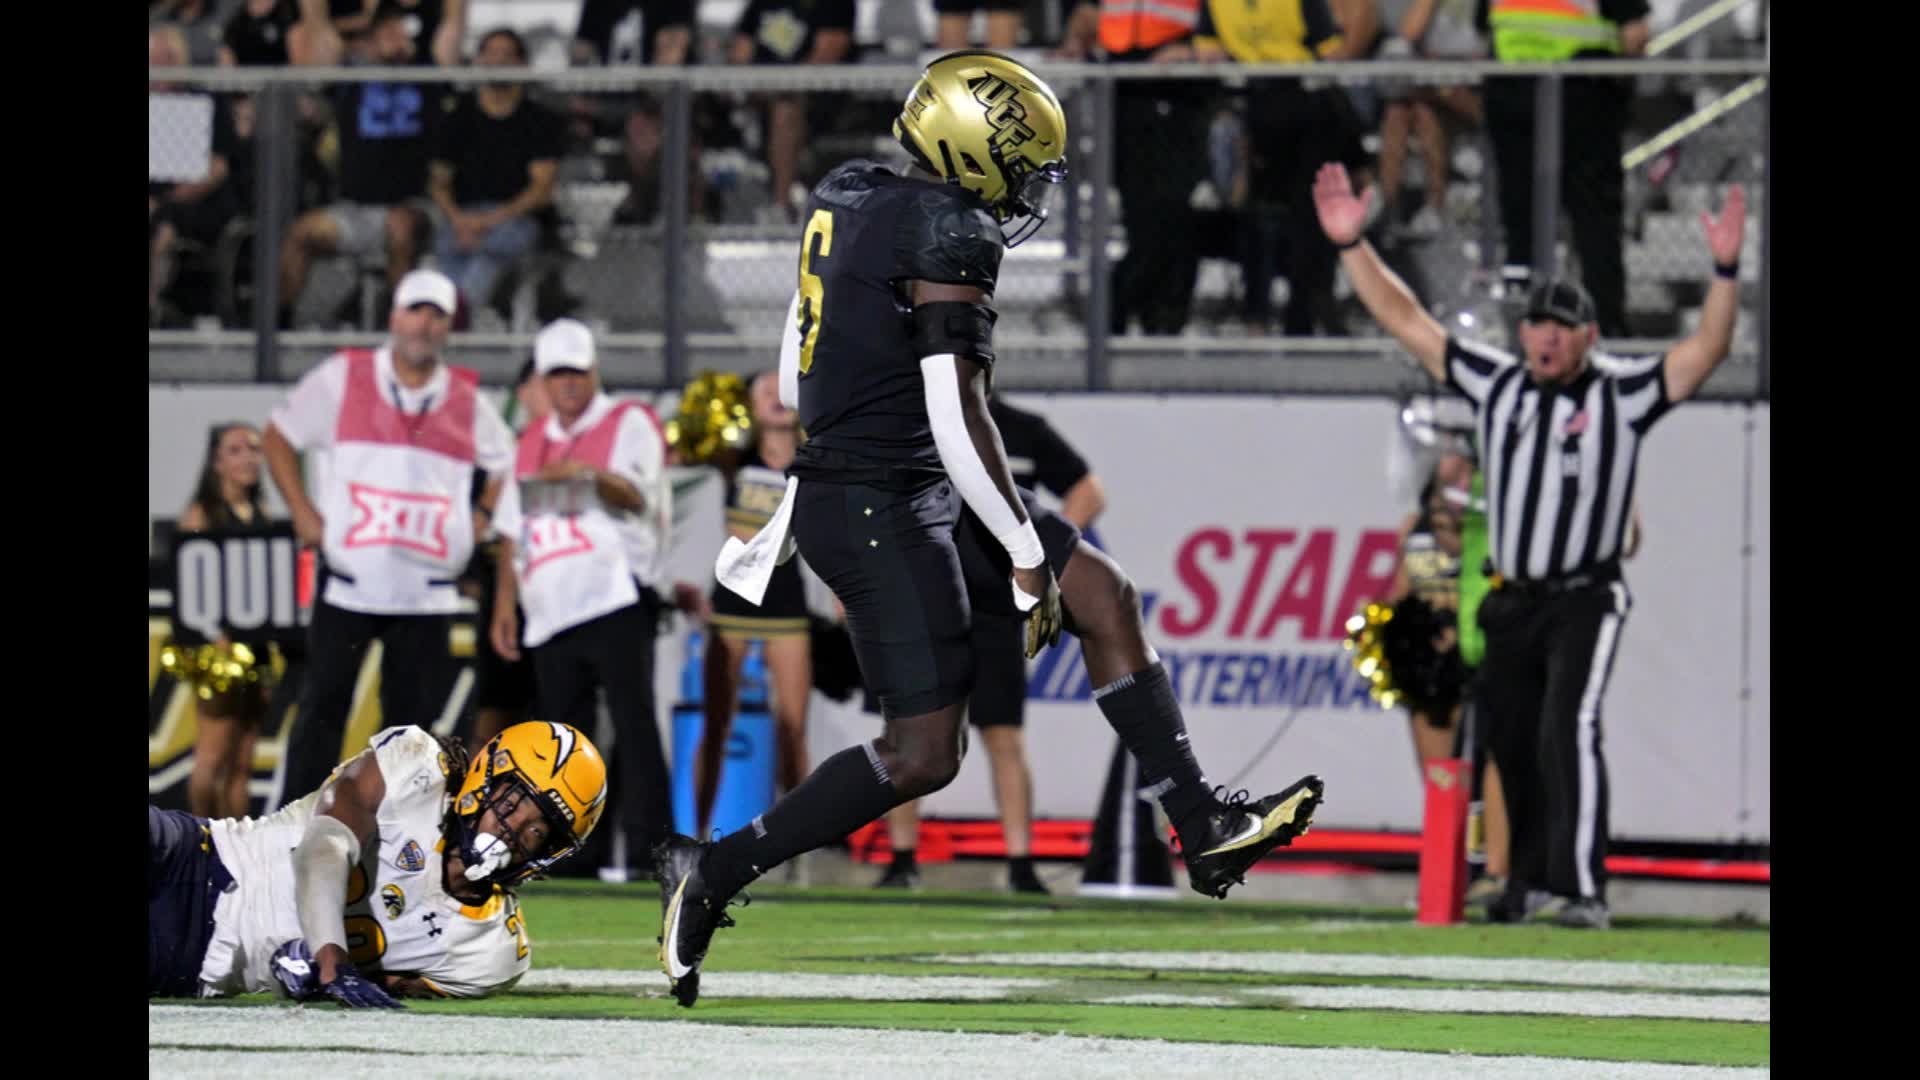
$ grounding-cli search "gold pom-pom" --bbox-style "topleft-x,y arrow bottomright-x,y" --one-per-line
1343,603 -> 1401,710
668,371 -> 755,465
160,640 -> 266,712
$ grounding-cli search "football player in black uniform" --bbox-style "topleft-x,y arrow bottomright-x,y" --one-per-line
653,51 -> 1325,1007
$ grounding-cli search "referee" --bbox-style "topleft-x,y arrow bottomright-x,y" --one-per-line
1313,162 -> 1749,929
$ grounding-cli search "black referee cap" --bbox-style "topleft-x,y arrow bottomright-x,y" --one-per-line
1523,277 -> 1597,327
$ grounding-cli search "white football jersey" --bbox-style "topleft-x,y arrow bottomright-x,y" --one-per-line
198,726 -> 532,998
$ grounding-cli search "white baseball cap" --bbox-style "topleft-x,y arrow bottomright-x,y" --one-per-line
393,268 -> 458,314
534,318 -> 597,374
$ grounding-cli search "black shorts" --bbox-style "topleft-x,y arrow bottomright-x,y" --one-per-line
966,612 -> 1029,728
933,0 -> 1026,12
148,806 -> 233,997
860,618 -> 1030,727
710,559 -> 810,639
474,610 -> 538,713
791,476 -> 1077,721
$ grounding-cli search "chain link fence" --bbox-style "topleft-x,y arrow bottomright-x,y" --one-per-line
149,51 -> 1767,398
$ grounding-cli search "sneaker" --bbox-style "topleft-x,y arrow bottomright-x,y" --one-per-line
1179,775 -> 1326,900
653,834 -> 744,1008
1464,875 -> 1508,910
1008,864 -> 1050,896
1554,897 -> 1612,930
1485,884 -> 1553,924
873,861 -> 921,890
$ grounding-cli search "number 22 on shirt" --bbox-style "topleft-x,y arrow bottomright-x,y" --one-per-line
796,209 -> 833,374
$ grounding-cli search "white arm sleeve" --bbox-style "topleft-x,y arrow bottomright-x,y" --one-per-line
778,291 -> 802,410
920,353 -> 1044,569
293,813 -> 362,956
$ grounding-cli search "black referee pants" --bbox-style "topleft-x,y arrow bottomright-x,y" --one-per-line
1484,74 -> 1631,337
1476,577 -> 1630,903
532,590 -> 672,865
280,596 -> 456,808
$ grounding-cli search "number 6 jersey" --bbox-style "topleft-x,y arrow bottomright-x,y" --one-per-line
787,159 -> 1007,482
197,726 -> 531,998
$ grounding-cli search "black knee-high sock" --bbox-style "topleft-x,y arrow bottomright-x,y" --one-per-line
700,741 -> 902,900
1093,663 -> 1214,831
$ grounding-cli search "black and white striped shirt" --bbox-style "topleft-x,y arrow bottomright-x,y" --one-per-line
1446,336 -> 1672,581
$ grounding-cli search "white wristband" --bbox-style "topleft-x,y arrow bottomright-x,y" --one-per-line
998,520 -> 1045,570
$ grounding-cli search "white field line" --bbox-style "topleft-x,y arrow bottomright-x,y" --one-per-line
535,920 -> 1399,950
148,1006 -> 1769,1080
518,969 -> 1768,1023
929,951 -> 1770,993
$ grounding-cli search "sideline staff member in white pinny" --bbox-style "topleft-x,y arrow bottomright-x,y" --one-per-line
490,318 -> 677,876
264,268 -> 517,809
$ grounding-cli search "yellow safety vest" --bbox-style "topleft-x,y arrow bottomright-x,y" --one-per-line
1488,0 -> 1621,61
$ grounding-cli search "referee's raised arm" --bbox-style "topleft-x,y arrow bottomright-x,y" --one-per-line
1312,163 -> 1448,381
1662,185 -> 1748,403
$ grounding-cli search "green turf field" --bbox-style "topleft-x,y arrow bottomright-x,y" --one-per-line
151,879 -> 1769,1076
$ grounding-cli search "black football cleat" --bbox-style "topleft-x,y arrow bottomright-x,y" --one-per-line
653,834 -> 743,1008
1180,776 -> 1325,900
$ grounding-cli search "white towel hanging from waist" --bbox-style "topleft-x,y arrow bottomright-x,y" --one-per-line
715,475 -> 800,605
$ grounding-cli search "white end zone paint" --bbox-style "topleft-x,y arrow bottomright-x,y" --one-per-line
150,1007 -> 1770,1080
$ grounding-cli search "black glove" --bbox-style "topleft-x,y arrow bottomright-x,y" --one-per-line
320,961 -> 406,1009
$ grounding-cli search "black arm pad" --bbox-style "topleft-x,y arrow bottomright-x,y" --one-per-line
911,301 -> 999,368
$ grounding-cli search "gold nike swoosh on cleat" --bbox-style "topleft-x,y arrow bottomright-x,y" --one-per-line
661,877 -> 692,979
1197,788 -> 1319,857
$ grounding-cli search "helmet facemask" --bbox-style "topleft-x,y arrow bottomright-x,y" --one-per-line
450,753 -> 582,889
998,153 -> 1069,248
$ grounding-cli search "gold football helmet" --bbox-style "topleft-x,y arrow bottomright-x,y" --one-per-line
452,721 -> 608,886
893,50 -> 1070,246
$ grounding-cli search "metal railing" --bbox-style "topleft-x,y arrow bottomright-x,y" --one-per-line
148,55 -> 1769,399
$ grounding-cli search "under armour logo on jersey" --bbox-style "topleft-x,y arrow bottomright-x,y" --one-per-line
968,74 -> 1037,155
423,910 -> 443,938
344,483 -> 453,559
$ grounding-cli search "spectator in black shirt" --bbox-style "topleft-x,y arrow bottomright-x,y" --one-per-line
572,0 -> 693,66
279,2 -> 448,327
728,0 -> 854,223
567,1 -> 708,227
428,28 -> 564,316
220,0 -> 301,67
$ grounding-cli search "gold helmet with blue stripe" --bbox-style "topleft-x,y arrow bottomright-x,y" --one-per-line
893,50 -> 1070,246
452,721 -> 608,887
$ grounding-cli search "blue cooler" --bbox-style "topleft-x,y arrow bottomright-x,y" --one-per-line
671,631 -> 777,837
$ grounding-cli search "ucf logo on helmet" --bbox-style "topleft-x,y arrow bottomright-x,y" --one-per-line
968,74 -> 1036,154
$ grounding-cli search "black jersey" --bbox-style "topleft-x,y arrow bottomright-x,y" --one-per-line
789,160 -> 1005,486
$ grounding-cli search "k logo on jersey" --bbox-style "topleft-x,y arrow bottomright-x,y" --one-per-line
968,73 -> 1037,155
345,483 -> 454,559
381,883 -> 407,918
